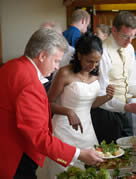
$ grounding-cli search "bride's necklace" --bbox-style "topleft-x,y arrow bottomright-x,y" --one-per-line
78,73 -> 88,82
79,76 -> 86,82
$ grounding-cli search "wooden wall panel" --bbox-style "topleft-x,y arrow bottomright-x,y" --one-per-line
94,11 -> 118,27
0,25 -> 2,64
95,4 -> 136,11
72,0 -> 136,7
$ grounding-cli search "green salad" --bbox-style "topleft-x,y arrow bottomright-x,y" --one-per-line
95,140 -> 120,155
56,166 -> 111,179
57,141 -> 133,178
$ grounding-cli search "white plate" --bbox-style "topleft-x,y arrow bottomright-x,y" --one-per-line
95,148 -> 125,159
116,136 -> 136,149
102,148 -> 125,159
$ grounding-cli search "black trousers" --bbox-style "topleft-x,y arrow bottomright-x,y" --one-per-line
14,153 -> 38,179
91,108 -> 133,144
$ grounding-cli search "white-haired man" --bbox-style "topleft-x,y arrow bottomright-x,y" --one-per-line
0,28 -> 103,179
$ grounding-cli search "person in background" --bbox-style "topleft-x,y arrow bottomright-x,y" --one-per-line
91,11 -> 136,144
40,22 -> 75,92
40,21 -> 62,32
94,24 -> 111,41
52,44 -> 75,79
0,29 -> 104,179
63,9 -> 90,47
42,32 -> 115,179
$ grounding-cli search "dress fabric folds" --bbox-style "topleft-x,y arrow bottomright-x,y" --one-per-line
38,81 -> 100,179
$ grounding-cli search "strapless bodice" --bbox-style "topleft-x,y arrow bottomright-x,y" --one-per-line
60,80 -> 100,112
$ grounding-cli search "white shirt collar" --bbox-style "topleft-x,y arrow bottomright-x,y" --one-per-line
110,34 -> 121,51
26,56 -> 49,84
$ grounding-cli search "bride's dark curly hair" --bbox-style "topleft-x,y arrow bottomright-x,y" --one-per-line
70,32 -> 103,76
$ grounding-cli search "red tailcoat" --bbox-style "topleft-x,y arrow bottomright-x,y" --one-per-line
0,56 -> 76,178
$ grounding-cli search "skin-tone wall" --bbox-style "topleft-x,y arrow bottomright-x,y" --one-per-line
1,0 -> 66,62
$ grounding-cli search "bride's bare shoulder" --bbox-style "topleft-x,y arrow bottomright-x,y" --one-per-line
58,64 -> 73,76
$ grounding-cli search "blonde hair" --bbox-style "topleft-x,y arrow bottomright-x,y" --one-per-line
96,24 -> 111,36
71,9 -> 90,24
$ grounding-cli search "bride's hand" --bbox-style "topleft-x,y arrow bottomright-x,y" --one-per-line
67,109 -> 83,133
106,84 -> 115,100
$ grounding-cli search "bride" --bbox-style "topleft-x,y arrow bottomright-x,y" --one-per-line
38,32 -> 114,179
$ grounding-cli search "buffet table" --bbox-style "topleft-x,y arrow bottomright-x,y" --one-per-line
109,155 -> 136,178
56,139 -> 136,178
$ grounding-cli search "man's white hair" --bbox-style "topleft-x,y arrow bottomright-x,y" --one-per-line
24,28 -> 68,58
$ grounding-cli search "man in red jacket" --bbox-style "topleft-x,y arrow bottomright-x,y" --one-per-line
0,28 -> 103,179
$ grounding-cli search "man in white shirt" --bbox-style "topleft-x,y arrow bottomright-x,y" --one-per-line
91,11 -> 136,144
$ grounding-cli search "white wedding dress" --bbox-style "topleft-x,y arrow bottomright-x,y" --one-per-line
37,81 -> 100,179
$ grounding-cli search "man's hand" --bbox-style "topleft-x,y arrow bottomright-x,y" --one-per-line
133,143 -> 136,152
78,148 -> 104,166
125,103 -> 136,113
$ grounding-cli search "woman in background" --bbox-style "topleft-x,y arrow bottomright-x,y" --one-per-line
94,24 -> 111,41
